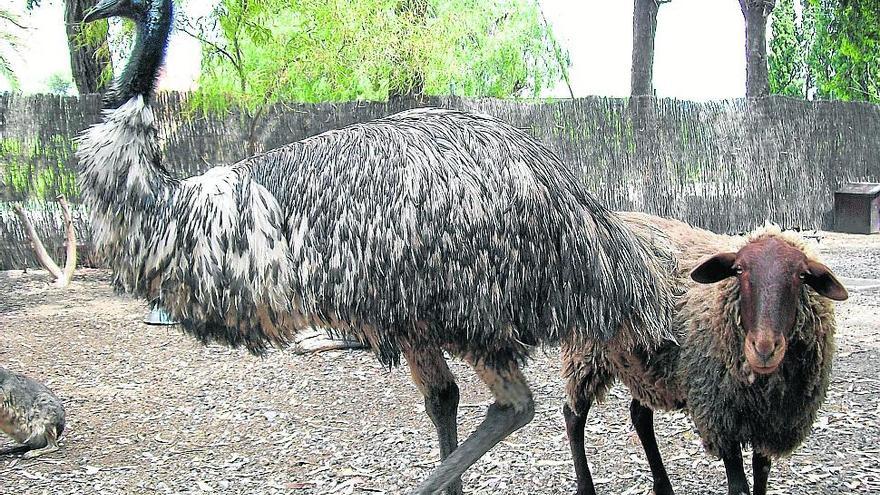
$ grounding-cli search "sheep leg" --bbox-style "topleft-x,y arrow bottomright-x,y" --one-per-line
629,399 -> 674,495
721,449 -> 750,495
751,453 -> 771,495
563,402 -> 596,495
410,358 -> 535,495
560,341 -> 614,495
405,348 -> 462,495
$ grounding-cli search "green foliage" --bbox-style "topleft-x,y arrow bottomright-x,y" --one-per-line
0,136 -> 79,201
0,7 -> 24,90
184,0 -> 569,114
26,0 -> 117,94
768,0 -> 806,97
46,72 -> 74,95
807,0 -> 879,102
76,18 -> 117,91
771,0 -> 879,102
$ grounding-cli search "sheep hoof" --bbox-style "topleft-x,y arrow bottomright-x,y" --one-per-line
444,481 -> 463,495
652,482 -> 674,495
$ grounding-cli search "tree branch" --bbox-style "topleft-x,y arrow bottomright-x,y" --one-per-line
13,198 -> 78,287
536,1 -> 574,99
0,11 -> 28,31
57,195 -> 77,286
178,22 -> 243,77
13,204 -> 64,281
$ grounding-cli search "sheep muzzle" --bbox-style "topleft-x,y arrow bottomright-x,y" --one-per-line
744,328 -> 787,374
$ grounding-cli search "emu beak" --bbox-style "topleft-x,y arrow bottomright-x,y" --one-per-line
84,0 -> 122,22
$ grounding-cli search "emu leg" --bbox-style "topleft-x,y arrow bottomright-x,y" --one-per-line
563,402 -> 596,495
410,358 -> 535,495
405,348 -> 462,495
0,444 -> 32,456
751,453 -> 771,495
21,430 -> 59,459
630,399 -> 674,495
721,449 -> 750,495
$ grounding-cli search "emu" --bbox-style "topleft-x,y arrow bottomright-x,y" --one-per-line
563,213 -> 847,495
0,366 -> 66,459
78,1 -> 674,492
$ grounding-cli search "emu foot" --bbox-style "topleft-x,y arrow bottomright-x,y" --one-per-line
410,401 -> 535,495
22,444 -> 59,459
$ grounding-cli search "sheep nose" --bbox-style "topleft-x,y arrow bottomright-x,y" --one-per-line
752,338 -> 778,363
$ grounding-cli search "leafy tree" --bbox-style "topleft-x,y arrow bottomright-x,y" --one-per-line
46,72 -> 74,94
806,0 -> 879,102
768,0 -> 879,102
26,0 -> 113,94
768,0 -> 805,97
182,0 -> 570,114
0,7 -> 24,90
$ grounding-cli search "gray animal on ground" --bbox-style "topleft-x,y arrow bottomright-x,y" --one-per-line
0,366 -> 65,459
562,212 -> 848,495
76,0 -> 676,493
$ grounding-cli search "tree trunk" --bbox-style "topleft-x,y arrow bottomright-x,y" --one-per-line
631,0 -> 663,96
64,0 -> 113,94
631,1 -> 670,212
739,0 -> 776,97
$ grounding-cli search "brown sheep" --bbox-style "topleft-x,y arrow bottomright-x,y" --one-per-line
562,212 -> 848,495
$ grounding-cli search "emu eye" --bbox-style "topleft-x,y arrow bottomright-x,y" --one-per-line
735,266 -> 743,275
799,273 -> 806,280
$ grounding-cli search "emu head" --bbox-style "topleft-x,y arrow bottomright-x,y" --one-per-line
84,0 -> 153,22
83,0 -> 172,109
690,237 -> 847,375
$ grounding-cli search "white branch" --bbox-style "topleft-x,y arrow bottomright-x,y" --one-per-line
57,195 -> 77,287
13,203 -> 64,281
13,198 -> 78,288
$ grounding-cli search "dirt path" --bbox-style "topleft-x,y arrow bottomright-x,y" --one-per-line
0,232 -> 878,495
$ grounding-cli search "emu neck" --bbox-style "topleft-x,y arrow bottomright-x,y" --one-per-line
105,3 -> 173,109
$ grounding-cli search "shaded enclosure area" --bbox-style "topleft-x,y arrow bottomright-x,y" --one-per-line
1,94 -> 880,268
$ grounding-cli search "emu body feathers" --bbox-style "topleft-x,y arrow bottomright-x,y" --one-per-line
77,100 -> 675,364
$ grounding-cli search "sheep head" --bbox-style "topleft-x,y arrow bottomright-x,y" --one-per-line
690,237 -> 847,375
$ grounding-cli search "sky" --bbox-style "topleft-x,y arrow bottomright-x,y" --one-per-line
3,0 -> 748,100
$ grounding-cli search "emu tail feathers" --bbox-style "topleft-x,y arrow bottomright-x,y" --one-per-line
588,211 -> 678,351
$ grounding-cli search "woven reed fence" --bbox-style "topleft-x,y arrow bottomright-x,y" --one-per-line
1,93 -> 878,270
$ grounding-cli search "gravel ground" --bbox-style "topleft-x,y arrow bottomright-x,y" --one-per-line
0,231 -> 878,495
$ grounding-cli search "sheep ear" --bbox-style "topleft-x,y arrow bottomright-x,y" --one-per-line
805,260 -> 848,301
691,252 -> 738,284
